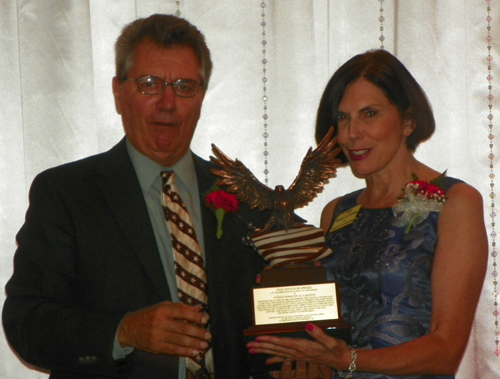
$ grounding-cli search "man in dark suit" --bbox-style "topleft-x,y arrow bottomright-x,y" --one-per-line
2,14 -> 269,379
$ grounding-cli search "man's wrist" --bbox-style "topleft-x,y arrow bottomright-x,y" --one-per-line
113,315 -> 134,360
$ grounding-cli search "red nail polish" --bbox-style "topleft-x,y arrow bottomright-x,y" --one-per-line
247,344 -> 254,349
249,349 -> 256,354
306,323 -> 314,331
256,338 -> 262,342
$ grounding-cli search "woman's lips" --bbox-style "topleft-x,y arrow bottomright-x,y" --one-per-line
348,149 -> 370,161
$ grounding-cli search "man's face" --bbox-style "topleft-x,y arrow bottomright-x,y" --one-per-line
112,40 -> 205,166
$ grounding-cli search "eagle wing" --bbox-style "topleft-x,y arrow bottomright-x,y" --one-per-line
210,144 -> 274,211
287,127 -> 342,209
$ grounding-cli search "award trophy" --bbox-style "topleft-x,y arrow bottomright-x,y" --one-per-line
210,128 -> 351,373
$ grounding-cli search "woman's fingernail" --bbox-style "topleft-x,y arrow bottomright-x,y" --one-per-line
256,338 -> 262,342
306,323 -> 314,331
247,344 -> 254,349
249,349 -> 256,354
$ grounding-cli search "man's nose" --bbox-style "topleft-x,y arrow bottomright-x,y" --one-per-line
155,84 -> 177,111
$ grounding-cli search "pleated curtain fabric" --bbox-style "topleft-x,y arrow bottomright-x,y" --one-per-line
2,2 -> 499,378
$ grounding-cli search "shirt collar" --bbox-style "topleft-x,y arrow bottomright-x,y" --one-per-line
125,139 -> 197,195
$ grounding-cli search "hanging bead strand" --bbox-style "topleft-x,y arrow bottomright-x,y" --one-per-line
379,0 -> 385,49
261,1 -> 269,185
174,1 -> 181,16
486,0 -> 500,358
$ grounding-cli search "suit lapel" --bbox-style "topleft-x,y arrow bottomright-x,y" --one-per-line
95,139 -> 171,301
193,154 -> 218,271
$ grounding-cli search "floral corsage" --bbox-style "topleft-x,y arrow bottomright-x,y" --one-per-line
205,184 -> 239,239
392,172 -> 447,234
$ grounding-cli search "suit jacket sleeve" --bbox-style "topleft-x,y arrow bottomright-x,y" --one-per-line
2,140 -> 171,377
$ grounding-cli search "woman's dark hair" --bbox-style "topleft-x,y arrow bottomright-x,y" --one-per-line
315,49 -> 435,163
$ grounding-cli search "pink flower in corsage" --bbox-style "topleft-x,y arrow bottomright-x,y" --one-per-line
205,184 -> 239,239
392,172 -> 447,234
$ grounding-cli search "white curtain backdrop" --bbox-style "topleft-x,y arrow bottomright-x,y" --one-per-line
1,1 -> 499,378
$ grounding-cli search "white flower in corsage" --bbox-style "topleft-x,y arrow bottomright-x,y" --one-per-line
392,172 -> 447,234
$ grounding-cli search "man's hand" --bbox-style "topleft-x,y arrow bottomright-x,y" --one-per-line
118,301 -> 211,358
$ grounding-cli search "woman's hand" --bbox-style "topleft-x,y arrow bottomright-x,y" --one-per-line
247,323 -> 352,370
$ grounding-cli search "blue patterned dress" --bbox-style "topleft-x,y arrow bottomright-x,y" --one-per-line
323,177 -> 462,379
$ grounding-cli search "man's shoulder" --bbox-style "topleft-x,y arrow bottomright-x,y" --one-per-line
192,152 -> 215,171
38,139 -> 128,179
30,139 -> 132,196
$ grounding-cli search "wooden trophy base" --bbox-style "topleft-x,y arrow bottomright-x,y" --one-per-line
243,265 -> 351,374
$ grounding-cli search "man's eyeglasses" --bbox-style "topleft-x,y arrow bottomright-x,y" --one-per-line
124,76 -> 202,97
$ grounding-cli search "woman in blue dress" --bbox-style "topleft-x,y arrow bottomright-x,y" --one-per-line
247,50 -> 488,378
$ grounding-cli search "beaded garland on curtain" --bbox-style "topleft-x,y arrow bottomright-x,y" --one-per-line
261,1 -> 269,185
174,0 -> 181,16
486,0 -> 500,358
378,0 -> 385,49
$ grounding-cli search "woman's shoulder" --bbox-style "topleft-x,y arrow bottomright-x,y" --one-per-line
323,189 -> 363,213
441,176 -> 480,199
440,176 -> 483,216
321,198 -> 340,232
440,176 -> 465,192
320,189 -> 363,231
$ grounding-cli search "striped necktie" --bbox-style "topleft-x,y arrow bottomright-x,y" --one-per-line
161,171 -> 212,378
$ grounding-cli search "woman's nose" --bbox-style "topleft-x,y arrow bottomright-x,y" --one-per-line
347,119 -> 362,140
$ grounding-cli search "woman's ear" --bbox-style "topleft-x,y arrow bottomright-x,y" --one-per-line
403,118 -> 416,137
402,107 -> 416,137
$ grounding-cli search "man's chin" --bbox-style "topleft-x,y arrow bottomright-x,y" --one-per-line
150,147 -> 188,167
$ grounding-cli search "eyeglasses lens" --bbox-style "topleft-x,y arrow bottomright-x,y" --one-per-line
136,76 -> 199,97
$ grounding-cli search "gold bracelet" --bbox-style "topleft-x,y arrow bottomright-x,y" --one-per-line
337,345 -> 357,379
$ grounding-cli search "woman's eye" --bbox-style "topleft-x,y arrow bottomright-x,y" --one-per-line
337,114 -> 347,121
366,110 -> 377,117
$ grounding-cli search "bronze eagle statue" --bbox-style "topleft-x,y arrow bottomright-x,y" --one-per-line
209,127 -> 342,231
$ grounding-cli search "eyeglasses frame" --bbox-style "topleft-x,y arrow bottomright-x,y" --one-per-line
123,75 -> 203,98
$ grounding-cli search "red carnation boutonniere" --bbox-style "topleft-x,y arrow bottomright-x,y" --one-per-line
392,171 -> 447,234
205,184 -> 239,239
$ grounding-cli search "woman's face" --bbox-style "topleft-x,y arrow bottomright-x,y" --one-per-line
336,77 -> 414,178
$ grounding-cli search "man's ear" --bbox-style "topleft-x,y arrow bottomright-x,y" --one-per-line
112,76 -> 122,115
